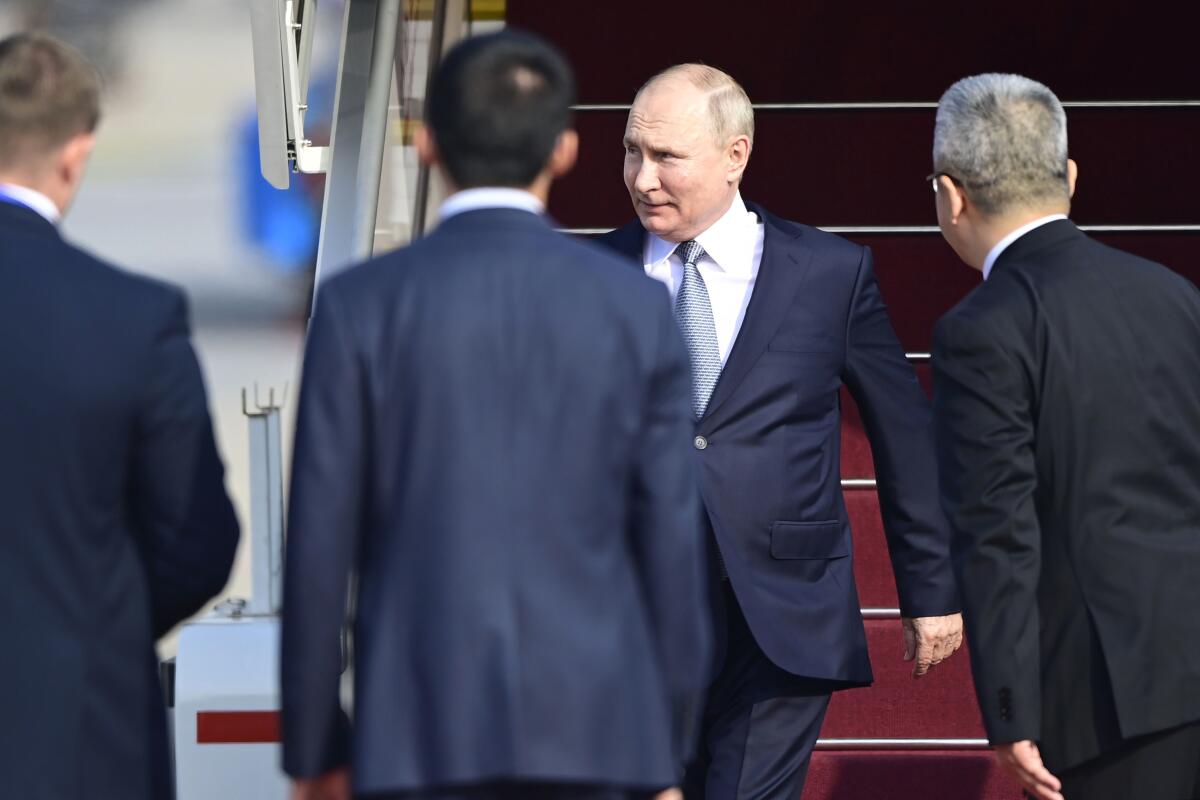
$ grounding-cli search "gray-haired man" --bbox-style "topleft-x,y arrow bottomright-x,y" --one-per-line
931,73 -> 1200,800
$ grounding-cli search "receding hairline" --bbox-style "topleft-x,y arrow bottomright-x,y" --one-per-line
640,63 -> 731,90
633,63 -> 754,144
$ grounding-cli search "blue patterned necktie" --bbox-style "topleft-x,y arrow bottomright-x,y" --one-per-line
673,240 -> 721,418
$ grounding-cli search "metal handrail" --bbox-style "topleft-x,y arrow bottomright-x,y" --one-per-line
573,100 -> 1200,112
563,224 -> 1200,235
860,608 -> 900,619
815,738 -> 989,750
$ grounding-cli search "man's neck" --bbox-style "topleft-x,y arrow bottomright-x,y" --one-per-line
0,178 -> 64,224
975,208 -> 1070,279
971,206 -> 1069,268
663,192 -> 739,245
441,172 -> 552,207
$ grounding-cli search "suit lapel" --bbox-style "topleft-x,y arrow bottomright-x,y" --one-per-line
699,203 -> 814,429
597,219 -> 648,270
599,209 -> 817,430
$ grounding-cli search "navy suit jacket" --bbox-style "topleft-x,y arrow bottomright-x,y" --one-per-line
0,201 -> 239,799
599,202 -> 957,684
281,208 -> 712,793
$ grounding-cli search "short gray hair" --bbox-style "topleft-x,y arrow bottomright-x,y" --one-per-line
640,63 -> 754,146
933,73 -> 1068,216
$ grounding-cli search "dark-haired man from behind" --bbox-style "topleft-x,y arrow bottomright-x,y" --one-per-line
281,30 -> 711,800
0,33 -> 240,800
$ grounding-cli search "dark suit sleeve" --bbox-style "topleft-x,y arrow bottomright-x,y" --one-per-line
932,312 -> 1041,745
281,286 -> 365,778
628,289 -> 713,771
841,247 -> 959,617
129,290 -> 239,637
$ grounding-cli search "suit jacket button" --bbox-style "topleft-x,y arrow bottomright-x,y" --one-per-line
694,435 -> 708,450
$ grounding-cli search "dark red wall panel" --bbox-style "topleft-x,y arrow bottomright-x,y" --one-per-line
849,232 -> 1200,352
552,108 -> 1200,229
575,231 -> 1200,352
508,1 -> 1200,104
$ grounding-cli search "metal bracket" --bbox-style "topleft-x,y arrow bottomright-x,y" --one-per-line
242,385 -> 288,616
282,0 -> 330,176
249,0 -> 328,187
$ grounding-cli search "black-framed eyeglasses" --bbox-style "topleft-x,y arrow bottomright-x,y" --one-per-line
925,171 -> 963,195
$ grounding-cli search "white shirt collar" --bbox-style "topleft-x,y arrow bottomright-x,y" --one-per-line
982,214 -> 1068,279
0,183 -> 61,225
646,192 -> 760,276
438,187 -> 544,222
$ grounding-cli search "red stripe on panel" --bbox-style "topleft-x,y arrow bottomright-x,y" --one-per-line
196,710 -> 281,744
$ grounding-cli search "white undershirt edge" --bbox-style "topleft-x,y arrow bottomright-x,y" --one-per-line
643,191 -> 765,366
438,187 -> 544,222
0,183 -> 61,225
982,214 -> 1068,280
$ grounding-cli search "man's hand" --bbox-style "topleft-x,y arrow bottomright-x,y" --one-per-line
654,789 -> 683,800
901,612 -> 964,678
290,768 -> 350,800
995,740 -> 1063,800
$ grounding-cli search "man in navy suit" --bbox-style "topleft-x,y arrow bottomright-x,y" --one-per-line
0,33 -> 240,799
599,65 -> 963,799
281,32 -> 712,800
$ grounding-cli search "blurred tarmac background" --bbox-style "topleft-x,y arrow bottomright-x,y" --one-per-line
0,0 -> 335,652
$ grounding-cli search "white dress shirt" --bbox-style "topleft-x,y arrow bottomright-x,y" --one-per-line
644,192 -> 765,366
0,183 -> 61,225
982,214 -> 1068,280
438,187 -> 544,222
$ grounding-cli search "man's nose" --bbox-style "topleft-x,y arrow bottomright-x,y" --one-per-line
633,160 -> 659,194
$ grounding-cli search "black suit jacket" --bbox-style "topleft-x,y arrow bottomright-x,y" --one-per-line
281,208 -> 712,793
0,200 -> 239,798
933,219 -> 1200,770
599,202 -> 956,684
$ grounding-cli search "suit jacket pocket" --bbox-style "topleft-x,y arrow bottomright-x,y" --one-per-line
770,520 -> 847,559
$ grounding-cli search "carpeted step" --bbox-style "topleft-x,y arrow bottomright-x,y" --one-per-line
821,618 -> 984,739
846,487 -> 898,609
801,749 -> 1021,800
840,364 -> 932,478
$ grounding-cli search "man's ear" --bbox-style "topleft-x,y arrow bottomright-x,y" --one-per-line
940,175 -> 966,226
60,133 -> 95,184
548,129 -> 578,179
55,132 -> 95,211
726,134 -> 751,184
414,124 -> 438,167
1066,158 -> 1078,199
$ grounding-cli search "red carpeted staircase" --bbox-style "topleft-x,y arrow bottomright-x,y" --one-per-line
806,381 -> 1021,799
504,4 -> 1200,796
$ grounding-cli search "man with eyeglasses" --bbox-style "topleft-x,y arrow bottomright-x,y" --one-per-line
931,73 -> 1200,800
